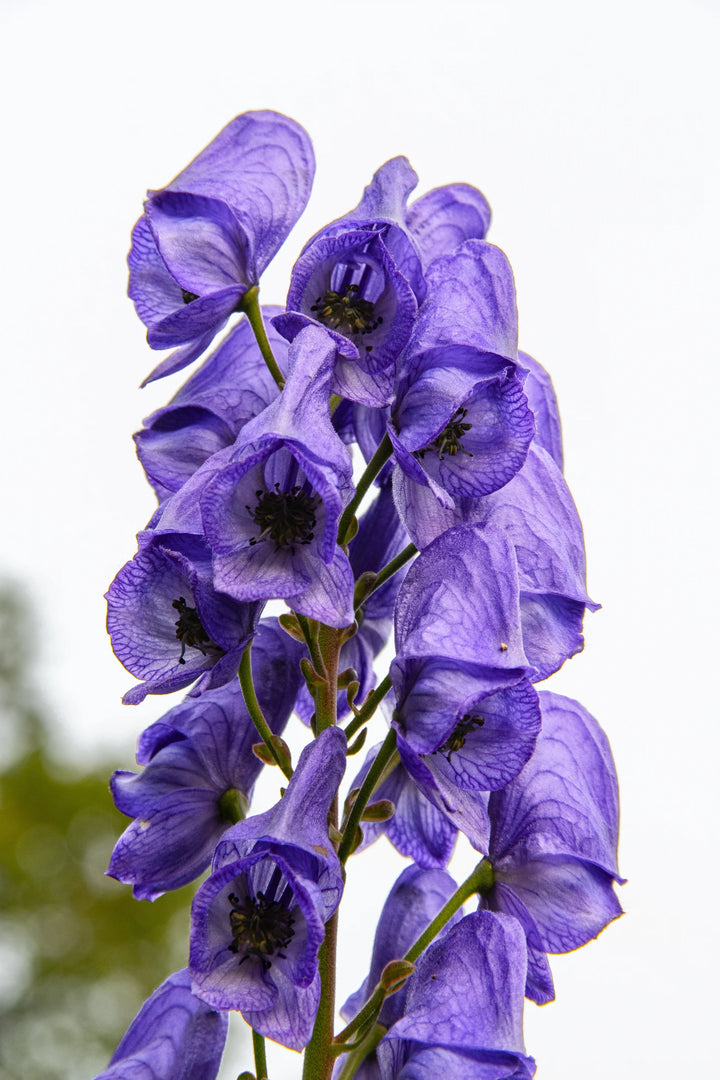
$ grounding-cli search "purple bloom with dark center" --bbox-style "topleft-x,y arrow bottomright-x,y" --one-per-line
128,110 -> 315,385
94,968 -> 227,1080
106,531 -> 261,704
394,448 -> 598,681
199,325 -> 355,626
479,692 -> 623,1004
107,619 -> 302,899
275,158 -> 423,407
376,912 -> 536,1080
189,728 -> 346,1048
389,240 -> 534,509
391,525 -> 540,787
135,307 -> 289,502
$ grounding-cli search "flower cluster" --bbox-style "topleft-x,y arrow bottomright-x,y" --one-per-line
102,110 -> 622,1079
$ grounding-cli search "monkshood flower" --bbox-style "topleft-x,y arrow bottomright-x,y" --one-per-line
274,158 -> 422,406
94,968 -> 227,1080
391,524 -> 540,787
189,728 -> 346,1049
128,110 -> 315,385
394,448 -> 598,681
135,307 -> 289,502
106,531 -> 261,704
389,240 -> 534,510
376,912 -> 536,1080
107,619 -> 303,899
199,325 -> 356,626
405,181 -> 492,269
479,691 -> 623,1004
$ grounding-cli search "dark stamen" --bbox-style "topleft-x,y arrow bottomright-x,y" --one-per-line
227,889 -> 295,971
434,713 -> 485,763
247,483 -> 319,552
311,283 -> 383,346
418,408 -> 474,461
171,597 -> 221,665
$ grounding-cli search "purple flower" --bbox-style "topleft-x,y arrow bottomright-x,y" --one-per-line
128,110 -> 315,384
519,351 -> 563,470
107,620 -> 302,899
199,325 -> 355,626
275,158 -> 422,406
135,307 -> 289,501
405,182 -> 492,268
394,448 -> 598,681
391,524 -> 539,782
480,692 -> 624,1004
389,240 -> 534,510
106,531 -> 261,704
94,968 -> 227,1080
189,729 -> 346,1048
377,912 -> 536,1079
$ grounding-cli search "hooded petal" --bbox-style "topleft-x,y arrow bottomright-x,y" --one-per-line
406,183 -> 492,268
96,968 -> 227,1080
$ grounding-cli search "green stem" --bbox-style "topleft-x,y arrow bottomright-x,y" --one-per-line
252,1029 -> 268,1080
301,624 -> 342,1080
338,728 -> 397,864
313,624 -> 342,733
334,859 -> 494,1048
334,1024 -> 386,1080
405,858 -> 494,963
344,674 -> 392,741
337,434 -> 393,546
354,543 -> 417,612
238,642 -> 292,780
240,286 -> 285,390
302,908 -> 339,1080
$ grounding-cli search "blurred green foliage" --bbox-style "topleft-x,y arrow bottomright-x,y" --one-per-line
0,587 -> 195,1079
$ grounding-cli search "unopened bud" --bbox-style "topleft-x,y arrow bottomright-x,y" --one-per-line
252,735 -> 293,774
379,959 -> 415,995
278,613 -> 305,641
346,727 -> 368,756
361,799 -> 395,822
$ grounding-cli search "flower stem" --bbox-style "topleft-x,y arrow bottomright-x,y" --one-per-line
353,543 -> 417,612
334,1024 -> 386,1079
252,1029 -> 268,1080
338,727 -> 397,864
406,858 -> 494,961
344,674 -> 392,741
240,286 -> 285,390
333,859 -> 493,1049
337,434 -> 393,546
301,623 -> 342,1080
238,641 -> 293,780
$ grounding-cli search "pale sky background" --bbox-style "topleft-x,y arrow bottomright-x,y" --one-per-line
1,0 -> 718,1076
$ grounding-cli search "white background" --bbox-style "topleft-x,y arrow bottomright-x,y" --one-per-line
1,0 -> 718,1076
